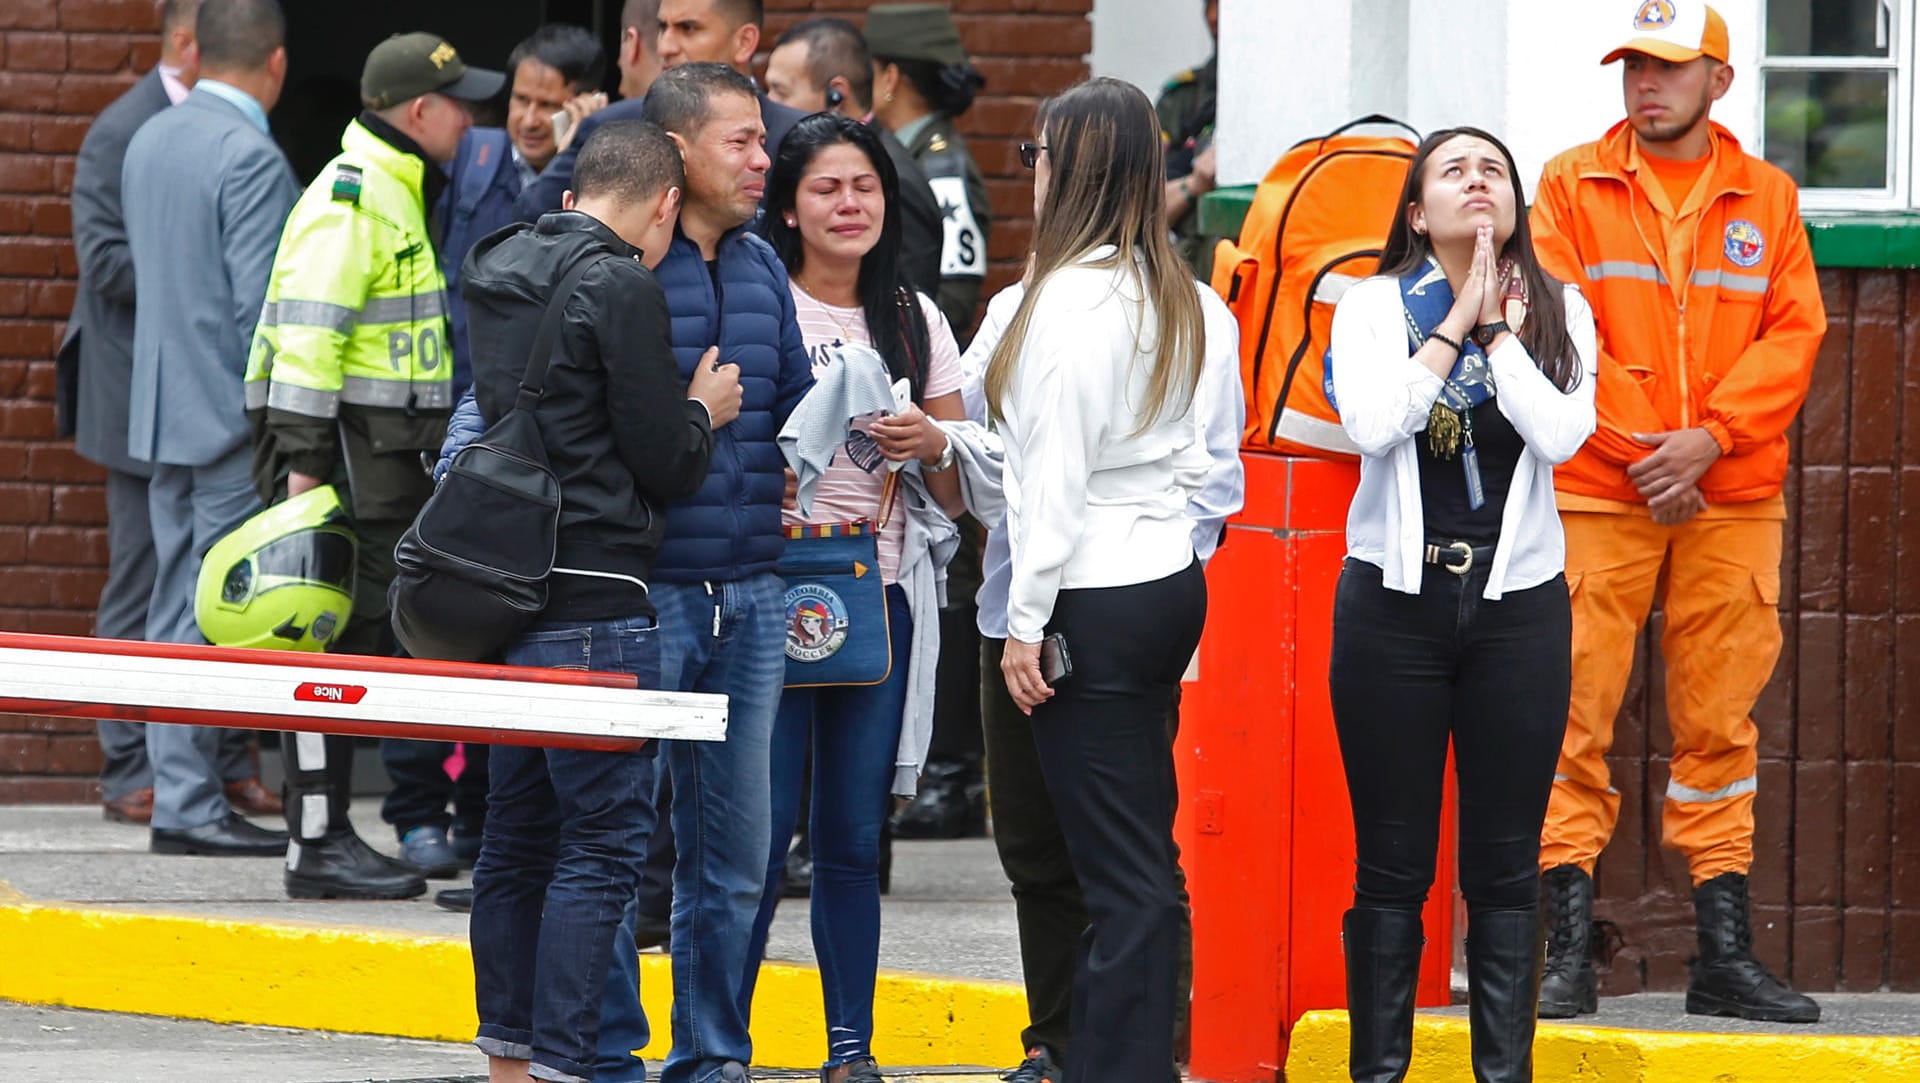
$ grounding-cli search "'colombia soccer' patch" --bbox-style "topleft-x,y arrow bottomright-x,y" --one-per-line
785,583 -> 850,663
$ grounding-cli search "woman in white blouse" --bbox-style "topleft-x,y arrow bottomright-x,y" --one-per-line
986,77 -> 1210,1083
1326,126 -> 1597,1083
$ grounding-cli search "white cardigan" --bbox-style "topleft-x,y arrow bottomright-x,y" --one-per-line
1327,276 -> 1598,599
998,248 -> 1213,642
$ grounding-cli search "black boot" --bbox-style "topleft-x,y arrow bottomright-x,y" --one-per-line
1687,872 -> 1819,1023
1537,865 -> 1598,1018
890,760 -> 972,839
782,830 -> 814,899
1343,908 -> 1423,1083
1466,909 -> 1543,1083
286,830 -> 428,900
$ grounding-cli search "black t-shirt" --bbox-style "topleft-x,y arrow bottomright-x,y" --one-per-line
1418,393 -> 1523,544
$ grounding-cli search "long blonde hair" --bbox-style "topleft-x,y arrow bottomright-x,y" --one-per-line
984,78 -> 1205,435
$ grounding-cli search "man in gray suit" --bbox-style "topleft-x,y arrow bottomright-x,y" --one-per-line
122,0 -> 299,857
60,0 -> 269,825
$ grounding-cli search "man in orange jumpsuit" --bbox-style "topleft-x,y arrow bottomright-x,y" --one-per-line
1528,2 -> 1825,1024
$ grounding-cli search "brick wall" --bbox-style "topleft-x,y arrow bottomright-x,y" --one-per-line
1591,267 -> 1920,994
0,1 -> 155,803
0,0 -> 1091,800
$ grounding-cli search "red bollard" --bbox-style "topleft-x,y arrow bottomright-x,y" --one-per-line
1177,453 -> 1456,1081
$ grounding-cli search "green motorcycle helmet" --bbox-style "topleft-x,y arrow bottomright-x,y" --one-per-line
196,485 -> 357,652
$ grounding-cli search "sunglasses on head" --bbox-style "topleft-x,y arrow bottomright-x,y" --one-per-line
1018,142 -> 1048,170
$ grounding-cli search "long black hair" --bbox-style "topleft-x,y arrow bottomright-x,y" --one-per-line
760,112 -> 932,403
1378,126 -> 1581,392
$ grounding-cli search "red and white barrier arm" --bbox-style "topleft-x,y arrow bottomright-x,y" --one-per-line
0,632 -> 726,752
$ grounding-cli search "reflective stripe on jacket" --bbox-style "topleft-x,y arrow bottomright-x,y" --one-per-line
247,120 -> 452,419
1530,121 -> 1825,505
246,119 -> 451,520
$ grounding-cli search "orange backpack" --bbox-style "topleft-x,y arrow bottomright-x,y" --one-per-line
1210,117 -> 1418,456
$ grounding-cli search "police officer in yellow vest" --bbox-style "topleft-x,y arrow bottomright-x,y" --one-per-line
247,32 -> 502,901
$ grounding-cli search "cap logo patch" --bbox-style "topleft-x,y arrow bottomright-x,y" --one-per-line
1634,0 -> 1676,30
1724,220 -> 1765,268
428,42 -> 458,69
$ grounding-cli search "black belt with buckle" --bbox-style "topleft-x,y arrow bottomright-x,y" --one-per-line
1423,540 -> 1496,575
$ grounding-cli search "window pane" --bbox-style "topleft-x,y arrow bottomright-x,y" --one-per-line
1767,0 -> 1889,57
1763,70 -> 1891,189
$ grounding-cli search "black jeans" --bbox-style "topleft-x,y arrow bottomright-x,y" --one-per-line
1328,558 -> 1570,915
1026,561 -> 1206,1083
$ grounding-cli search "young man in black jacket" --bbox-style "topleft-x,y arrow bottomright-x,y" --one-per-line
461,119 -> 742,1083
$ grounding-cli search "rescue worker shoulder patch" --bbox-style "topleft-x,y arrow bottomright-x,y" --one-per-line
331,165 -> 364,205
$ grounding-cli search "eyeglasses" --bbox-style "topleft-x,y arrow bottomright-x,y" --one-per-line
1018,142 -> 1048,170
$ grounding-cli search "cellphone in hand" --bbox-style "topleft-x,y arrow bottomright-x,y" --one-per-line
885,377 -> 914,472
550,108 -> 574,147
1039,632 -> 1073,687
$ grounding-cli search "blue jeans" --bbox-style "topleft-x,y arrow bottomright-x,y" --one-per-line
598,776 -> 669,1083
741,584 -> 911,1067
471,616 -> 663,1083
596,573 -> 786,1083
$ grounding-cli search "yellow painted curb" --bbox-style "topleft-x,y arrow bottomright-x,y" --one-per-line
0,900 -> 1026,1068
1285,1009 -> 1920,1082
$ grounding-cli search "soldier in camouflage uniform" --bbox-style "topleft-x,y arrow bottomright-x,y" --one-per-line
1158,0 -> 1218,280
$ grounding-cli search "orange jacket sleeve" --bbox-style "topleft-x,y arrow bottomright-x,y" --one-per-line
1528,171 -> 1666,466
1696,192 -> 1826,456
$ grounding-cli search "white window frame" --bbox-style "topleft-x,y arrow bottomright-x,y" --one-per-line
1758,0 -> 1910,212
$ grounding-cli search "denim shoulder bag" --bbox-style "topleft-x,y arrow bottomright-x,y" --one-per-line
775,293 -> 925,687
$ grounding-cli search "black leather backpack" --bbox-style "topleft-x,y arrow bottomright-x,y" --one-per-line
389,255 -> 600,662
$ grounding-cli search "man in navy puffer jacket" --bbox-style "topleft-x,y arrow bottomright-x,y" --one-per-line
440,64 -> 811,1083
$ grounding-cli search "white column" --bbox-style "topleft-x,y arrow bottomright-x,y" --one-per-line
1090,0 -> 1216,101
1216,0 -> 1412,186
1214,0 -> 1769,194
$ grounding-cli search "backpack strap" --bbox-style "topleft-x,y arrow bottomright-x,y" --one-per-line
456,129 -> 514,215
442,129 -> 514,255
514,255 -> 604,411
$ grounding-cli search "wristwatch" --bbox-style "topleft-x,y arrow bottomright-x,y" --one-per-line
1472,321 -> 1510,347
929,438 -> 956,472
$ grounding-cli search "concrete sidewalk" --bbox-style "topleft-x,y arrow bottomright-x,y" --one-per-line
7,803 -> 1920,1082
0,804 -> 1022,982
0,804 -> 1027,1072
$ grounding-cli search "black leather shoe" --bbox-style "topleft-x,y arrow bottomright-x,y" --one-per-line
151,812 -> 289,857
891,765 -> 970,839
1539,864 -> 1599,1018
634,913 -> 671,951
433,887 -> 472,913
782,834 -> 814,899
1687,872 -> 1819,1023
286,831 -> 428,900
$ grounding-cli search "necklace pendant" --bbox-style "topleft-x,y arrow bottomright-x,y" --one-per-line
1426,402 -> 1461,458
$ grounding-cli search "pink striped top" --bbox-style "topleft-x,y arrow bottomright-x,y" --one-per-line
783,285 -> 962,584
